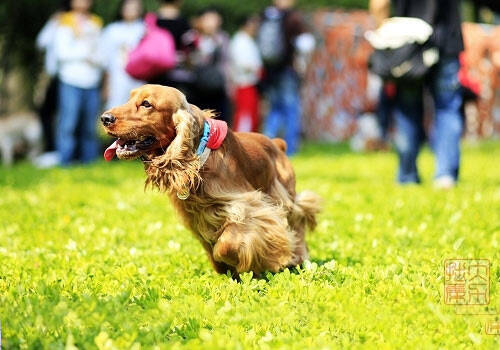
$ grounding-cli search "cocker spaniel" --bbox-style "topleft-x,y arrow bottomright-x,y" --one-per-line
102,85 -> 321,277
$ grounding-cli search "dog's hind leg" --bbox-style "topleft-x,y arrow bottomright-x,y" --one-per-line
287,191 -> 322,266
267,180 -> 319,267
212,191 -> 295,276
287,223 -> 308,267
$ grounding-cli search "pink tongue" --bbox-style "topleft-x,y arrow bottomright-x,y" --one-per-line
104,140 -> 119,161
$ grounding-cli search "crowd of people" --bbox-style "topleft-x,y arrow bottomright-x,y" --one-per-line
34,0 -> 314,168
32,0 -> 476,190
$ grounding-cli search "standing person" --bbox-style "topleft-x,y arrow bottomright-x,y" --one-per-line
229,15 -> 262,132
34,0 -> 70,168
101,0 -> 145,110
149,0 -> 197,98
259,0 -> 310,155
370,0 -> 464,188
54,0 -> 103,166
191,7 -> 231,124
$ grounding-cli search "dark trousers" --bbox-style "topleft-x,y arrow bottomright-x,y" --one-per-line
38,77 -> 59,152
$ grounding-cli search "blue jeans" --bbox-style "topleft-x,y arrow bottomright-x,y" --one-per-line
393,58 -> 463,183
56,82 -> 100,165
264,68 -> 301,155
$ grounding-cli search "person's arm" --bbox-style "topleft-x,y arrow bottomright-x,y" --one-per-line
98,26 -> 114,70
36,15 -> 60,50
369,0 -> 391,27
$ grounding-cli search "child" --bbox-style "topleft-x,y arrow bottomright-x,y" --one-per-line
101,0 -> 145,110
54,0 -> 103,165
229,15 -> 262,132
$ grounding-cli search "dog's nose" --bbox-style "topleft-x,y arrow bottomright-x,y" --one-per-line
101,113 -> 116,126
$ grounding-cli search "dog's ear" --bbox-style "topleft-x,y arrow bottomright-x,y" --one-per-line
145,108 -> 202,193
186,103 -> 211,125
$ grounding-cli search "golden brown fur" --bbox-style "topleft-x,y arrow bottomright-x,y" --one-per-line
102,85 -> 321,277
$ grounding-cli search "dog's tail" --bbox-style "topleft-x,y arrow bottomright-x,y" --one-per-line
294,191 -> 322,231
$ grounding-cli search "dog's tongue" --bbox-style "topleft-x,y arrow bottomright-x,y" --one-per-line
104,140 -> 120,161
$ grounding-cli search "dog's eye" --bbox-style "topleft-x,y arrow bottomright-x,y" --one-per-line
141,100 -> 152,108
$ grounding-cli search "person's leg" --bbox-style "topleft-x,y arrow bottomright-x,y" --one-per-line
39,77 -> 59,152
248,86 -> 260,132
393,83 -> 425,184
56,82 -> 82,165
232,87 -> 243,131
79,87 -> 100,163
430,57 -> 463,183
264,78 -> 284,139
377,83 -> 395,141
281,69 -> 301,155
233,87 -> 251,132
233,86 -> 260,132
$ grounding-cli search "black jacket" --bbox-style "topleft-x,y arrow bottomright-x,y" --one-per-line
393,0 -> 464,57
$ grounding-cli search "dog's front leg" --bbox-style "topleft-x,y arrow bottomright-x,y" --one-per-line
199,239 -> 238,278
212,224 -> 242,271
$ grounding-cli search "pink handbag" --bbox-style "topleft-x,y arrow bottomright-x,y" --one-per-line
125,13 -> 177,81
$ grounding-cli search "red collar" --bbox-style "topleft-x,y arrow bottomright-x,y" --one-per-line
205,118 -> 227,150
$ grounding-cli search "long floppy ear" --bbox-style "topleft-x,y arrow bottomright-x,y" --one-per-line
145,108 -> 203,193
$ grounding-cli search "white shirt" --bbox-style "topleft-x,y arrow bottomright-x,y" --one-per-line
37,17 -> 60,77
54,15 -> 102,88
229,31 -> 262,87
100,20 -> 145,109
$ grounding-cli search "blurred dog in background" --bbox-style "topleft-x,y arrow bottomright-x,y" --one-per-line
0,111 -> 42,166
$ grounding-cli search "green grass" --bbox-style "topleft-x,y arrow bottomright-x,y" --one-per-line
1,142 -> 500,349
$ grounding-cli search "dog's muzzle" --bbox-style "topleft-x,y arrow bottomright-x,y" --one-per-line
101,113 -> 116,127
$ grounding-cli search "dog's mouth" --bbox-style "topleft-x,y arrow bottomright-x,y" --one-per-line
104,136 -> 157,161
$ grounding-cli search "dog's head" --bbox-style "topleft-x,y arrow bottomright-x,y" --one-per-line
102,85 -> 205,161
101,84 -> 211,192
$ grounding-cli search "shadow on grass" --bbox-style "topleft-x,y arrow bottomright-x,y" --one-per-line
239,253 -> 357,283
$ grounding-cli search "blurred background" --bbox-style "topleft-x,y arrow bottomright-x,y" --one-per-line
0,0 -> 499,172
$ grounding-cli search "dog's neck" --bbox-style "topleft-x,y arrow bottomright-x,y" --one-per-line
143,110 -> 227,195
195,119 -> 228,156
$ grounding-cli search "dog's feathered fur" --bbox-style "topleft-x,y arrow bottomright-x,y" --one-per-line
102,85 -> 321,277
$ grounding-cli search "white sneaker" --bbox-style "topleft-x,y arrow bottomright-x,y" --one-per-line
33,151 -> 60,169
434,175 -> 456,190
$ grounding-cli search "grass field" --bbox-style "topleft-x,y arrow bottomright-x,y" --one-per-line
1,142 -> 500,349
